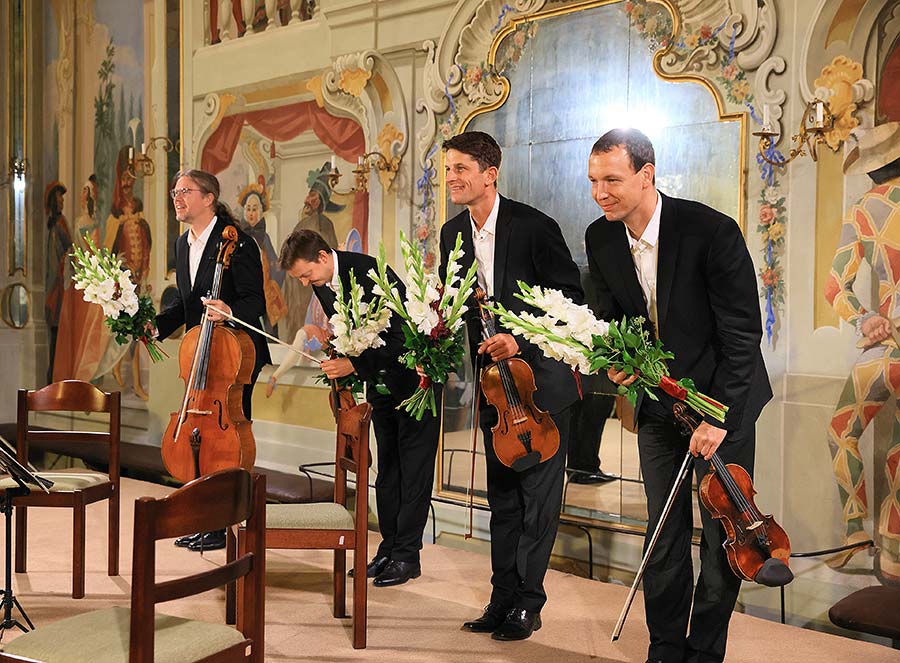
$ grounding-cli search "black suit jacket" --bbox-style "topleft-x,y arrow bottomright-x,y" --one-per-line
155,217 -> 271,370
312,250 -> 419,402
584,193 -> 772,431
440,195 -> 584,414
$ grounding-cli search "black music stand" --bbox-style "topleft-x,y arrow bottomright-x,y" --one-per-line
0,436 -> 52,640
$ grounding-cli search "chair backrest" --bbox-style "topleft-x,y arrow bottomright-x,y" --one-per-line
333,401 -> 373,511
17,380 -> 121,482
129,469 -> 266,662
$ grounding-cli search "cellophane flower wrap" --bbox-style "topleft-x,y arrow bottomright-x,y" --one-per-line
367,231 -> 479,420
486,281 -> 729,423
71,236 -> 165,362
320,268 -> 392,395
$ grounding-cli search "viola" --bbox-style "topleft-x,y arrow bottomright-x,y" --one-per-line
673,403 -> 793,587
161,226 -> 257,483
474,288 -> 559,471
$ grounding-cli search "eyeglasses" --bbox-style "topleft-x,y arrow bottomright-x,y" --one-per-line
169,187 -> 202,199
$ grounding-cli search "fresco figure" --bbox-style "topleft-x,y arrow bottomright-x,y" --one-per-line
238,180 -> 286,335
53,176 -> 111,382
279,162 -> 341,342
44,181 -> 71,385
824,122 -> 900,586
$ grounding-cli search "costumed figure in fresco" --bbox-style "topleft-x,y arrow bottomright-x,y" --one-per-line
824,121 -> 900,586
238,178 -> 287,335
279,162 -> 341,342
44,181 -> 72,385
53,175 -> 111,382
96,146 -> 153,399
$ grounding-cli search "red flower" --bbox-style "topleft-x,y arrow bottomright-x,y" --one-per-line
624,1 -> 634,13
424,252 -> 436,269
760,269 -> 779,288
699,24 -> 713,40
758,205 -> 776,225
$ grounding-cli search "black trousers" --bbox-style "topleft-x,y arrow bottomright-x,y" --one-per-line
369,391 -> 442,563
637,414 -> 756,663
480,405 -> 571,613
567,393 -> 615,472
241,364 -> 264,421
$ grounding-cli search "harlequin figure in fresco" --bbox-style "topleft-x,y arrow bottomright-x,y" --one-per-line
279,162 -> 341,342
44,181 -> 71,385
53,175 -> 111,382
824,122 -> 900,586
97,147 -> 152,399
238,178 -> 286,335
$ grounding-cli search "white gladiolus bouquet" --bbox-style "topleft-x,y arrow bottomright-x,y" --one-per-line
71,237 -> 165,362
329,269 -> 392,357
487,282 -> 729,423
367,231 -> 479,420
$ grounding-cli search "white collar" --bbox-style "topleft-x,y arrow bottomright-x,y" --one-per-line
627,193 -> 662,251
329,249 -> 340,292
470,191 -> 500,235
187,216 -> 218,246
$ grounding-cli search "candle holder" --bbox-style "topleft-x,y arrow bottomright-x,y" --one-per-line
0,157 -> 29,189
754,99 -> 835,167
327,151 -> 400,193
126,136 -> 176,179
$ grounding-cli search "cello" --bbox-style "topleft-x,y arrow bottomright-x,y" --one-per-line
474,288 -> 559,471
161,226 -> 257,483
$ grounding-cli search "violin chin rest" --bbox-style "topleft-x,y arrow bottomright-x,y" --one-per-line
754,557 -> 794,587
511,452 -> 542,472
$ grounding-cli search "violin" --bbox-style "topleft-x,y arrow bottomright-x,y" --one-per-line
474,288 -> 559,471
673,403 -> 793,587
161,226 -> 257,483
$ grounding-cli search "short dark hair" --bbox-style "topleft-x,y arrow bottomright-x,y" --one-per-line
591,128 -> 656,173
443,131 -> 502,171
278,229 -> 331,270
869,156 -> 900,185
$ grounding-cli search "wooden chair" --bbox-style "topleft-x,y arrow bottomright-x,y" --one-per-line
227,400 -> 373,648
6,380 -> 121,599
0,468 -> 267,663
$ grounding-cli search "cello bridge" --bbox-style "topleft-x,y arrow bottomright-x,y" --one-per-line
512,416 -> 527,424
186,409 -> 212,415
746,520 -> 764,531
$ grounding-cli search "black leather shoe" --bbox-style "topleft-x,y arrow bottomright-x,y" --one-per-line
372,560 -> 421,587
174,532 -> 202,547
187,529 -> 227,552
491,608 -> 542,641
568,470 -> 617,484
461,603 -> 509,633
349,554 -> 390,578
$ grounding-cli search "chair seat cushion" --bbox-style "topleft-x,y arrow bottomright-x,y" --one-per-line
266,502 -> 354,530
0,469 -> 109,492
1,605 -> 247,663
829,585 -> 900,639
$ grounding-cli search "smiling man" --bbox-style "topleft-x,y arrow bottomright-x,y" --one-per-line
584,128 -> 771,663
440,131 -> 583,641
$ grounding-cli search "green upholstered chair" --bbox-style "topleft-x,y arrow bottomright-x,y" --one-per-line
227,400 -> 373,649
0,468 -> 267,663
4,380 -> 121,599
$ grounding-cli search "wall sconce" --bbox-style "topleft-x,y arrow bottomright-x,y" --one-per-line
1,157 -> 28,190
126,136 -> 176,178
754,99 -> 835,166
327,151 -> 400,193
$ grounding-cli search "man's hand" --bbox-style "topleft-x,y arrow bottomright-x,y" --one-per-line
607,366 -> 639,387
320,357 -> 356,379
303,324 -> 330,345
861,314 -> 893,345
478,333 -> 518,362
690,421 -> 727,460
202,298 -> 231,322
265,376 -> 277,398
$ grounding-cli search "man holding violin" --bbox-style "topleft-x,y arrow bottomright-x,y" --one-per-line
440,131 -> 583,641
154,168 -> 270,552
278,229 -> 442,588
584,128 -> 771,663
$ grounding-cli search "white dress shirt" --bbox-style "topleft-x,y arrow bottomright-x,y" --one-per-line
329,250 -> 341,293
626,193 -> 662,335
187,216 -> 218,289
471,192 -> 501,297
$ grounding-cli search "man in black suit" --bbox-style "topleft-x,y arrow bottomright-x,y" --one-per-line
278,229 -> 441,587
155,168 -> 271,551
584,128 -> 772,663
440,131 -> 583,641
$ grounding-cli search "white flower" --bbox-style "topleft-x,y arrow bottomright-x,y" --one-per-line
406,297 -> 439,335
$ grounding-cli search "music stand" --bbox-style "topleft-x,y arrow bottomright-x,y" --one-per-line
0,435 -> 52,640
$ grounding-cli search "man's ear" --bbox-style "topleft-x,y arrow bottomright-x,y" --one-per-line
318,249 -> 330,264
485,165 -> 499,187
640,163 -> 655,188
